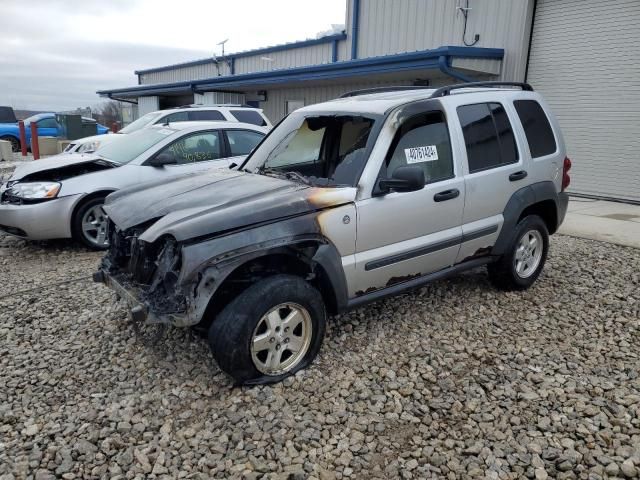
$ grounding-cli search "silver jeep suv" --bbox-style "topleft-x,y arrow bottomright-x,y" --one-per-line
95,82 -> 571,385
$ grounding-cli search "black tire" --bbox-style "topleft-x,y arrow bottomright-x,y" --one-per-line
1,135 -> 19,152
209,274 -> 326,385
71,196 -> 110,250
487,215 -> 549,291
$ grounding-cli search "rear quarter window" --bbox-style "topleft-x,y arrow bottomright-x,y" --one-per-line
513,100 -> 557,158
188,110 -> 225,121
230,110 -> 267,126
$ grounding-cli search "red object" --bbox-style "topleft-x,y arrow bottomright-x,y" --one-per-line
562,156 -> 572,191
30,122 -> 40,160
111,121 -> 119,133
18,120 -> 27,156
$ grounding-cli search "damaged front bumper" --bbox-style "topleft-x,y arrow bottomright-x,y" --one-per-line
93,269 -> 197,326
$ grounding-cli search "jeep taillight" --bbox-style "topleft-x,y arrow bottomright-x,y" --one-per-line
562,156 -> 572,191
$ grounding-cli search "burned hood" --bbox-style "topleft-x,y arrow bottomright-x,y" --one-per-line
10,153 -> 118,181
103,168 -> 356,243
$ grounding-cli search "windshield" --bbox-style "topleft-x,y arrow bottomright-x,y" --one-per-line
243,112 -> 377,187
95,127 -> 176,163
119,111 -> 163,134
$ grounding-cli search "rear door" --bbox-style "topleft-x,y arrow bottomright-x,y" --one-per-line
353,109 -> 465,295
223,129 -> 265,164
453,101 -> 527,262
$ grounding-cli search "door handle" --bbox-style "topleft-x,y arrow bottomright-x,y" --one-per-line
509,170 -> 528,181
433,189 -> 460,202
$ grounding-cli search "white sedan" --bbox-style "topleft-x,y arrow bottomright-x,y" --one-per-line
0,121 -> 267,249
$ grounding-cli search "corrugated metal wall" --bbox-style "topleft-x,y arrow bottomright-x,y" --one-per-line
194,92 -> 246,105
352,0 -> 533,80
140,44 -> 334,85
526,0 -> 640,202
138,96 -> 159,116
235,43 -> 333,74
259,77 -> 456,122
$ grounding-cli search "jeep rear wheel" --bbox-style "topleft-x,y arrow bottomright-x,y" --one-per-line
487,215 -> 549,290
209,274 -> 326,385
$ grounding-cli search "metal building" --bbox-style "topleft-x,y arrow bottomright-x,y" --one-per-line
98,0 -> 640,202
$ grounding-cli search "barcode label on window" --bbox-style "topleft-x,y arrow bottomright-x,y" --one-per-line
405,145 -> 438,163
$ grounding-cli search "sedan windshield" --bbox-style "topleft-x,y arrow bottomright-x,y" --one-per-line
243,112 -> 377,187
95,127 -> 176,164
119,111 -> 163,134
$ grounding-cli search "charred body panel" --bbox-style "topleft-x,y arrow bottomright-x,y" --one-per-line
97,177 -> 356,328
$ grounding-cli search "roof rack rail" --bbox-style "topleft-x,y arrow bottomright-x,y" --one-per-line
429,81 -> 533,98
169,103 -> 246,109
339,86 -> 433,98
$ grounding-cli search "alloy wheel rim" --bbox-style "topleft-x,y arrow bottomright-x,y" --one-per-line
514,229 -> 543,278
250,303 -> 312,376
81,205 -> 109,247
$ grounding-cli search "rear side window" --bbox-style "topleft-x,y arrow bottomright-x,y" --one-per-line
457,102 -> 519,173
514,100 -> 557,158
230,110 -> 267,126
384,111 -> 454,184
226,130 -> 264,156
189,110 -> 225,121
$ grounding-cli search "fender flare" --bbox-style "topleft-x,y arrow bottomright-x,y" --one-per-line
182,232 -> 350,321
492,181 -> 563,256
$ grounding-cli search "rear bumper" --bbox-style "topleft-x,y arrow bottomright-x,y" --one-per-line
0,194 -> 81,240
557,192 -> 569,229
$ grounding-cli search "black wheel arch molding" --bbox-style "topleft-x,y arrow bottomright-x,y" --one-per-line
492,181 -> 568,257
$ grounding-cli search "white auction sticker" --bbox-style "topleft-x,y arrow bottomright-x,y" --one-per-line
404,145 -> 438,163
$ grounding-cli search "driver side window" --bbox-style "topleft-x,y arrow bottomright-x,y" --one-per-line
384,111 -> 454,184
158,131 -> 222,165
37,118 -> 58,129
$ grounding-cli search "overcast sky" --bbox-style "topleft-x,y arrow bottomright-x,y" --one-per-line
0,0 -> 346,111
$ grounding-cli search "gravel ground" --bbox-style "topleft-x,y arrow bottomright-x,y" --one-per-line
0,232 -> 639,480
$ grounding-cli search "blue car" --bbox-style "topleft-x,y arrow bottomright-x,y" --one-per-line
0,113 -> 109,152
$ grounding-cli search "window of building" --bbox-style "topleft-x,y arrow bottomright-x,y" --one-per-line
383,111 -> 454,184
159,131 -> 222,164
457,102 -> 519,173
230,110 -> 267,126
189,110 -> 225,121
514,100 -> 557,158
226,130 -> 265,156
286,100 -> 304,115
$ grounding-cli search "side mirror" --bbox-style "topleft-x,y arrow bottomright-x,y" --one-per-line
378,166 -> 425,193
148,153 -> 176,167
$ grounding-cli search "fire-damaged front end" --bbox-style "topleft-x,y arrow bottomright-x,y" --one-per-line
94,168 -> 356,328
95,224 -> 188,326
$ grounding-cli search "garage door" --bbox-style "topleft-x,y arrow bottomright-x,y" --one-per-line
526,0 -> 640,202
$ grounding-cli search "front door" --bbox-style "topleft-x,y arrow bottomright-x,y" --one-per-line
352,110 -> 465,296
143,130 -> 230,180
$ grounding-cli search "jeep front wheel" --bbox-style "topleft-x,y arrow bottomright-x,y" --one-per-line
487,215 -> 549,290
209,274 -> 326,385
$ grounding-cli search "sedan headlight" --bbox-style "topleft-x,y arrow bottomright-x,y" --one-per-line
78,141 -> 101,153
8,182 -> 61,199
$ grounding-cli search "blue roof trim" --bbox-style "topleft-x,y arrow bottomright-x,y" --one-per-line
134,33 -> 348,75
99,46 -> 504,97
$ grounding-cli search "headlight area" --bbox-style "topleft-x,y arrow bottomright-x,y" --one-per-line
3,181 -> 61,204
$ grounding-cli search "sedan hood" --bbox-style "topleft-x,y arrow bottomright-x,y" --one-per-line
103,169 -> 356,242
10,153 -> 116,180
